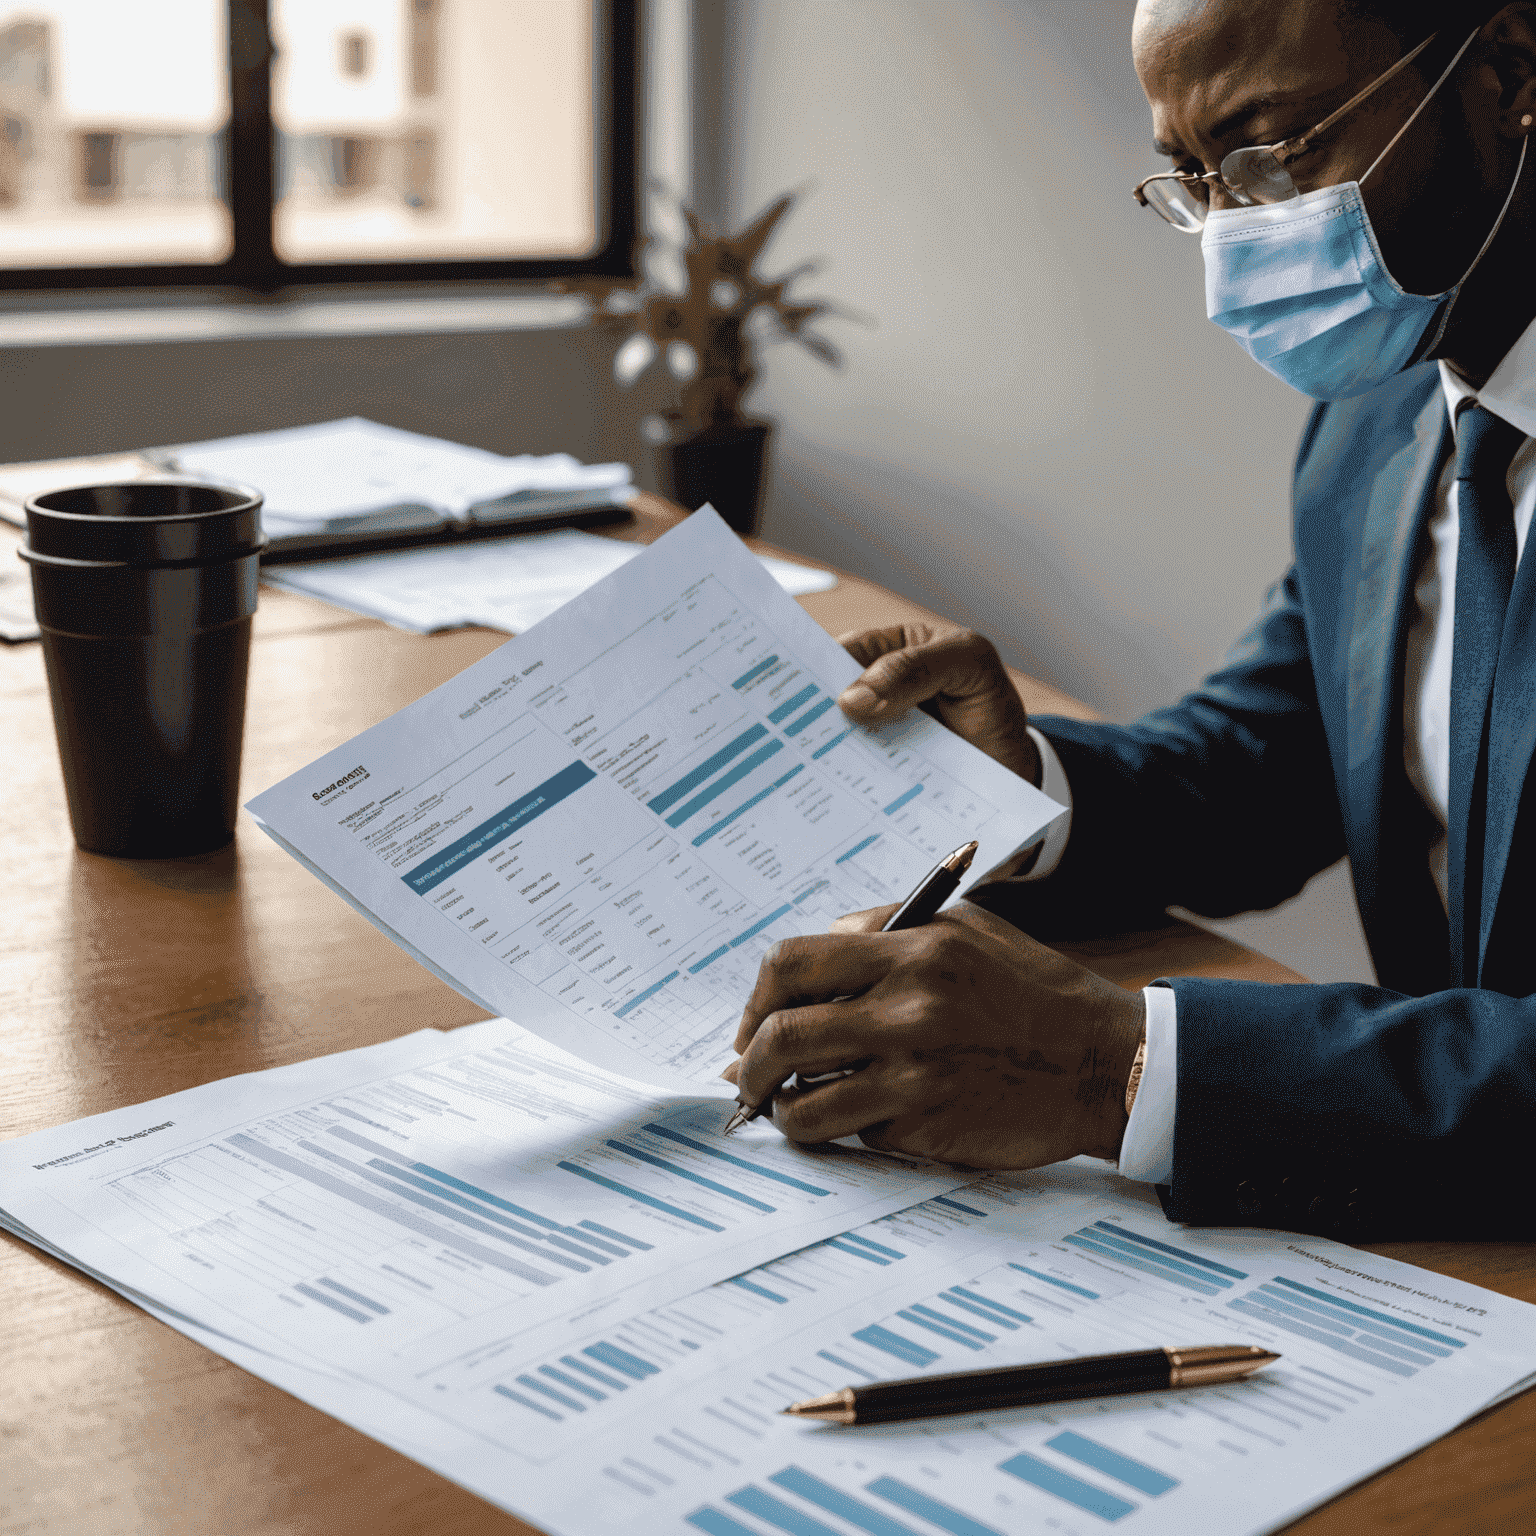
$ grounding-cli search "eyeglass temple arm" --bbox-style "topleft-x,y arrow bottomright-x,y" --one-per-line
1272,30 -> 1438,165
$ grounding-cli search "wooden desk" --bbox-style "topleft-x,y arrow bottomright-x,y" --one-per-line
2,497 -> 1531,1535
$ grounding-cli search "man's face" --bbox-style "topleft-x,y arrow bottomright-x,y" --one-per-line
1132,0 -> 1503,296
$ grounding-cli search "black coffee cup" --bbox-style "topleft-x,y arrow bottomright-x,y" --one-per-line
21,481 -> 265,857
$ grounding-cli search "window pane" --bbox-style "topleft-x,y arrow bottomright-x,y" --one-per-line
271,0 -> 598,265
0,0 -> 230,268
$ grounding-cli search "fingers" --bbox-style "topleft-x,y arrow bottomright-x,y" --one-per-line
837,624 -> 937,670
837,628 -> 1006,721
733,932 -> 894,1052
771,1068 -> 907,1145
829,903 -> 898,934
734,1000 -> 887,1110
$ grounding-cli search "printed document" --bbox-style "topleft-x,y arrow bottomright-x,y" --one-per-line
263,528 -> 838,635
247,510 -> 1064,1089
8,1082 -> 1534,1536
0,1019 -> 972,1356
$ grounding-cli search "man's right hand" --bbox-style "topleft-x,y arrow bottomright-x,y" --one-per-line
837,624 -> 1041,785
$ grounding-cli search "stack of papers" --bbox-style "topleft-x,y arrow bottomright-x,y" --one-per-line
263,528 -> 839,634
4,1017 -> 1533,1536
161,417 -> 635,543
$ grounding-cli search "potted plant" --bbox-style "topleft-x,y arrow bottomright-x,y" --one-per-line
585,191 -> 847,535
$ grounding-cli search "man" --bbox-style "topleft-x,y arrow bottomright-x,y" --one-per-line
727,0 -> 1536,1239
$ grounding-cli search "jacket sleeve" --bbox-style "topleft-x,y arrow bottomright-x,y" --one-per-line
1161,975 -> 1536,1240
970,565 -> 1346,939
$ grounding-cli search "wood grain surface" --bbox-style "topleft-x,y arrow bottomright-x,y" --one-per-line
2,496 -> 1530,1535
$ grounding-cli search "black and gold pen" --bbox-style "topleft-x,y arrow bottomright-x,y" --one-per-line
722,838 -> 980,1136
782,1345 -> 1279,1425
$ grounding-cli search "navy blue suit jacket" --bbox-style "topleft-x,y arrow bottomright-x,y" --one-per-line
972,363 -> 1536,1240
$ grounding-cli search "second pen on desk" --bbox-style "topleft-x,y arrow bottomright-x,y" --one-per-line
722,838 -> 979,1135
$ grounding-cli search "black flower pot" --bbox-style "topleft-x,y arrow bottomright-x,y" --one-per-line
654,419 -> 773,536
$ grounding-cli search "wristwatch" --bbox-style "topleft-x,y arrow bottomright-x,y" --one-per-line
1124,1036 -> 1148,1118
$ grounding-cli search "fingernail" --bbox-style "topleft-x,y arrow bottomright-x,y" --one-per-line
841,684 -> 883,712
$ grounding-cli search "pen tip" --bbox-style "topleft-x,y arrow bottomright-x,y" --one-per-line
722,1106 -> 750,1136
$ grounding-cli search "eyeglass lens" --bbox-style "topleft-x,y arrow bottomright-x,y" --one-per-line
1142,147 -> 1301,231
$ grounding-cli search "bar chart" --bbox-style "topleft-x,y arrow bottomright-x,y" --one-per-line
96,1022 -> 971,1361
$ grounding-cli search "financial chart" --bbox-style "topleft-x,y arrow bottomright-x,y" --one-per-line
58,1023 -> 969,1356
249,513 -> 1060,1089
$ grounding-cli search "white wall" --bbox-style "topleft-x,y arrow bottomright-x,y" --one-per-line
712,0 -> 1376,982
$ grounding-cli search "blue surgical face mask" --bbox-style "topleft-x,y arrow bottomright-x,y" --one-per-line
1200,98 -> 1528,402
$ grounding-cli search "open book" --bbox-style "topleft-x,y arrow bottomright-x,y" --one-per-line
0,418 -> 634,564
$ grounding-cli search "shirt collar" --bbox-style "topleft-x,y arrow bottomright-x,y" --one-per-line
1439,311 -> 1536,438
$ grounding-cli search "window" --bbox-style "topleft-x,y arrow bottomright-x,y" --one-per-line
0,0 -> 637,289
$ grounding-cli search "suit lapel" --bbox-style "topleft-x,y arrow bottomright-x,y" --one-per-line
1479,512 -> 1536,974
1345,386 -> 1451,984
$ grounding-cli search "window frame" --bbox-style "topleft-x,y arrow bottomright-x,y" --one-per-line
0,0 -> 639,293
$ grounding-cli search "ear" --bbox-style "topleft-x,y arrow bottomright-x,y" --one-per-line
1482,4 -> 1536,137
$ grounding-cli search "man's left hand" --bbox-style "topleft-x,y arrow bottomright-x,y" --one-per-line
726,902 -> 1146,1167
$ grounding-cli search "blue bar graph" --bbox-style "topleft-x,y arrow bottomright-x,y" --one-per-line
690,944 -> 730,974
401,761 -> 596,893
295,1282 -> 371,1322
1046,1432 -> 1179,1496
1084,1228 -> 1234,1287
494,1382 -> 561,1421
827,1237 -> 891,1266
882,784 -> 924,816
693,764 -> 806,847
909,1302 -> 994,1342
649,725 -> 771,815
729,1276 -> 789,1303
316,1276 -> 390,1315
997,1453 -> 1137,1521
769,684 -> 819,723
1092,1221 -> 1248,1280
816,1349 -> 876,1382
1063,1234 -> 1221,1296
517,1373 -> 585,1412
688,1509 -> 760,1536
606,1141 -> 777,1212
641,1124 -> 832,1195
578,1218 -> 652,1250
561,1354 -> 627,1391
732,654 -> 780,689
785,697 -> 837,735
1268,1276 -> 1463,1348
228,1134 -> 561,1287
667,740 -> 786,827
557,1160 -> 725,1231
933,1196 -> 988,1218
728,1485 -> 843,1536
836,834 -> 879,863
836,1231 -> 906,1260
614,970 -> 680,1018
1009,1262 -> 1098,1300
811,729 -> 851,759
899,1308 -> 985,1350
729,903 -> 794,948
768,1468 -> 921,1536
1226,1298 -> 1417,1377
948,1286 -> 1030,1323
867,1476 -> 1006,1536
852,1324 -> 939,1368
793,881 -> 827,903
585,1340 -> 660,1379
540,1364 -> 605,1401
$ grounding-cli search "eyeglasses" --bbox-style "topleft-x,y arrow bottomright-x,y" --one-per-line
1133,28 -> 1472,232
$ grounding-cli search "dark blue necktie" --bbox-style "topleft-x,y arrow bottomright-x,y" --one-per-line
1447,402 -> 1526,984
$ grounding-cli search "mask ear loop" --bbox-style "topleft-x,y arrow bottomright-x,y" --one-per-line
1410,134 -> 1528,363
1361,27 -> 1482,190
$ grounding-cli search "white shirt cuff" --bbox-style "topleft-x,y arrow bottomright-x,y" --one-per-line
1020,725 -> 1072,880
1118,984 -> 1176,1184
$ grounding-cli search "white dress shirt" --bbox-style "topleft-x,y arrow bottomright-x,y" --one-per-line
1023,316 -> 1536,1184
